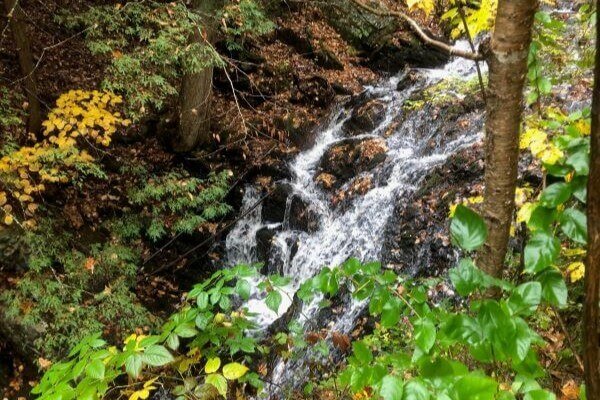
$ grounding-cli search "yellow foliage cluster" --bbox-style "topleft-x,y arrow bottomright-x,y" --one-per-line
406,0 -> 436,16
0,90 -> 129,228
43,89 -> 130,147
442,0 -> 497,39
519,128 -> 564,165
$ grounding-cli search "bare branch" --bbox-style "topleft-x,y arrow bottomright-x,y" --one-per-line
348,0 -> 484,61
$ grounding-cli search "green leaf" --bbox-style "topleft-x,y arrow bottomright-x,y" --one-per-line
539,183 -> 571,208
196,292 -> 209,310
222,362 -> 249,380
236,279 -> 251,300
265,290 -> 282,313
508,282 -> 541,316
527,206 -> 556,232
451,374 -> 498,400
537,269 -> 567,308
402,380 -> 430,400
379,375 -> 404,400
449,258 -> 484,296
414,318 -> 436,353
450,205 -> 488,251
125,354 -> 143,378
559,208 -> 587,244
523,390 -> 556,400
537,76 -> 552,94
85,359 -> 105,380
205,373 -> 228,397
141,345 -> 174,366
352,341 -> 373,364
524,231 -> 560,273
571,176 -> 587,203
381,297 -> 402,328
565,144 -> 589,176
205,357 -> 221,374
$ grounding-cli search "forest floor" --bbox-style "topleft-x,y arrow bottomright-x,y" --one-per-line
0,2 -> 383,397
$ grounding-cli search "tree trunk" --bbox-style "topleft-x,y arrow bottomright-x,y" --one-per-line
477,0 -> 537,278
584,1 -> 600,394
174,0 -> 222,153
4,0 -> 42,137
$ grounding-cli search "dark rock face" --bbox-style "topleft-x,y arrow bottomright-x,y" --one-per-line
342,99 -> 387,136
381,146 -> 484,277
262,182 -> 321,232
318,137 -> 388,185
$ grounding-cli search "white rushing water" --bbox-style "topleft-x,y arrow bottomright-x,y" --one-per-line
225,43 -> 484,392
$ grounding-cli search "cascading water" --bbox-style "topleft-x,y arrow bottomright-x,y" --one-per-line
225,42 -> 485,394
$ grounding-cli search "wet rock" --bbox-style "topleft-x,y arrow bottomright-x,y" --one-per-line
274,111 -> 318,150
342,99 -> 387,136
331,175 -> 373,207
256,226 -> 278,264
396,69 -> 423,92
315,173 -> 337,190
381,146 -> 484,276
262,182 -> 320,232
318,137 -> 388,185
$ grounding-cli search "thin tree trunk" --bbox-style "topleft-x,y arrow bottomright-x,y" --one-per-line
4,0 -> 42,136
174,0 -> 221,153
477,0 -> 537,278
584,1 -> 600,394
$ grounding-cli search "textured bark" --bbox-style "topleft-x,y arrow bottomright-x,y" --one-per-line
477,0 -> 537,278
584,4 -> 600,395
174,0 -> 222,153
4,0 -> 42,136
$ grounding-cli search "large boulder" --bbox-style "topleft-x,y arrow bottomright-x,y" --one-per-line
342,99 -> 387,136
318,137 -> 388,185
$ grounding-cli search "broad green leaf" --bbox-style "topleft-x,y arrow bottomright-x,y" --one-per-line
524,231 -> 560,273
559,208 -> 587,244
565,144 -> 589,176
539,182 -> 571,208
450,205 -> 488,251
265,290 -> 282,313
125,354 -> 143,378
222,362 -> 249,380
527,206 -> 556,232
205,357 -> 221,373
402,379 -> 430,400
449,258 -> 484,296
85,359 -> 105,380
236,279 -> 251,300
381,297 -> 402,328
196,292 -> 209,310
571,176 -> 587,203
537,269 -> 567,308
205,373 -> 228,397
508,282 -> 542,316
352,341 -> 373,364
379,375 -> 404,400
451,374 -> 498,400
414,318 -> 436,353
523,390 -> 556,400
141,345 -> 174,367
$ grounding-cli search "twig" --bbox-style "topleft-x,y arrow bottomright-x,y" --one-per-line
457,4 -> 487,103
552,305 -> 584,372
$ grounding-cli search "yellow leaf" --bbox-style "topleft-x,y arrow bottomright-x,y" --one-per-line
222,362 -> 249,380
205,357 -> 221,374
566,262 -> 585,282
406,0 -> 435,15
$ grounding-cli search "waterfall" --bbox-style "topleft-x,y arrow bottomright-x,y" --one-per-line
224,41 -> 485,394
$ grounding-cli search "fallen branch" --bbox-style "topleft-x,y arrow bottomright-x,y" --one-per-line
348,0 -> 484,61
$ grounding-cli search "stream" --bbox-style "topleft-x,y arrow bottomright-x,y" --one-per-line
224,42 -> 485,394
